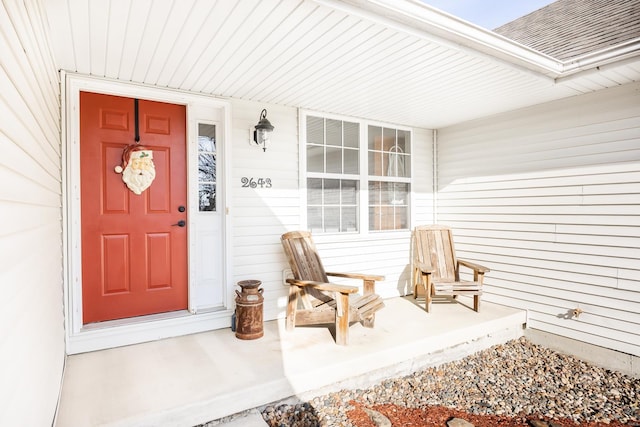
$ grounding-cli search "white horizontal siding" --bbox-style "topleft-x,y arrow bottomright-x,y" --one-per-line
0,1 -> 64,426
229,99 -> 301,320
411,128 -> 435,225
437,81 -> 640,357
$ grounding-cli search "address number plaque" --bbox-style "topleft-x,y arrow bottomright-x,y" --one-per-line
241,177 -> 272,188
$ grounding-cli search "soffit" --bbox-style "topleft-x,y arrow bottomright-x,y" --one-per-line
44,0 -> 640,129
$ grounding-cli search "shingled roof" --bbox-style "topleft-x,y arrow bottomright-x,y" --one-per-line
494,0 -> 640,61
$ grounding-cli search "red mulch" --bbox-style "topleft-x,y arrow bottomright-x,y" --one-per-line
346,401 -> 636,427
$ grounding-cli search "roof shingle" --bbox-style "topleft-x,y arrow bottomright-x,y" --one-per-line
494,0 -> 640,61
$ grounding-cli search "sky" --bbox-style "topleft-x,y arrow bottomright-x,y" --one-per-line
422,0 -> 557,29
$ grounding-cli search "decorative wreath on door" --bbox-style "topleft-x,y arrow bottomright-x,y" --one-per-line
114,144 -> 155,195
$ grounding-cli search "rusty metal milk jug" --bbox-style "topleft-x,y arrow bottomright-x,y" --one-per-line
234,280 -> 264,339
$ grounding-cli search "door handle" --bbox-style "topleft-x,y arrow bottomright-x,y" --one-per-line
172,220 -> 186,227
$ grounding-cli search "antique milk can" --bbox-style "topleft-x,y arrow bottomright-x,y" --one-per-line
234,280 -> 264,339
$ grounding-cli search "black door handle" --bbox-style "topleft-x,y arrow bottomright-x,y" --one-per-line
172,220 -> 186,227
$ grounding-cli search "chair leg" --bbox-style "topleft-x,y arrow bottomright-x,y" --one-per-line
335,292 -> 350,345
286,286 -> 298,331
362,278 -> 376,328
423,276 -> 431,313
474,295 -> 480,312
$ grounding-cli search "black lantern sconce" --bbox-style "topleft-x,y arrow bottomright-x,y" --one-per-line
251,109 -> 274,152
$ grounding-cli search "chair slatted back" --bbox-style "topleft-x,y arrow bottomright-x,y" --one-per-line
414,225 -> 458,282
281,231 -> 329,283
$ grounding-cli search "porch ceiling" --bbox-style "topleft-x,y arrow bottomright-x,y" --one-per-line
44,0 -> 640,129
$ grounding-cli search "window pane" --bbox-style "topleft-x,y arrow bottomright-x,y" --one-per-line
383,127 -> 396,152
387,148 -> 406,177
324,179 -> 340,204
198,124 -> 216,149
395,206 -> 408,229
326,147 -> 342,173
307,178 -> 322,205
344,122 -> 359,148
198,135 -> 215,152
344,148 -> 358,174
342,206 -> 357,232
341,180 -> 358,204
369,150 -> 385,176
401,153 -> 411,177
368,125 -> 382,150
380,182 -> 393,204
392,183 -> 408,205
199,184 -> 216,211
397,129 -> 410,154
368,181 -> 409,231
198,154 -> 216,182
307,145 -> 324,173
369,206 -> 380,231
307,116 -> 324,145
325,207 -> 340,232
308,206 -> 322,232
326,119 -> 342,147
368,181 -> 380,205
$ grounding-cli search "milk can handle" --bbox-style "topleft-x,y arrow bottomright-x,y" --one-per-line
259,288 -> 264,294
235,289 -> 242,298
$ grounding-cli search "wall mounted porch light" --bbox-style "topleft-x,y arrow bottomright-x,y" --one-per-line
251,109 -> 274,152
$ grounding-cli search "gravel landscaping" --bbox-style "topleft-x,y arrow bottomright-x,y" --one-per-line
256,337 -> 639,426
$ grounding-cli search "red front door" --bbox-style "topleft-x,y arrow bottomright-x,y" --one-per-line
80,92 -> 188,324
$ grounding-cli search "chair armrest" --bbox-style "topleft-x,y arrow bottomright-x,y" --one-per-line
326,272 -> 385,282
285,278 -> 359,294
458,259 -> 490,273
414,261 -> 435,274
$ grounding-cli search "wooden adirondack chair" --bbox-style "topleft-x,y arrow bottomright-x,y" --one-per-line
412,225 -> 490,312
280,231 -> 385,345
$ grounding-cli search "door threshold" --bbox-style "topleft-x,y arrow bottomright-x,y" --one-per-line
82,310 -> 193,331
68,308 -> 233,354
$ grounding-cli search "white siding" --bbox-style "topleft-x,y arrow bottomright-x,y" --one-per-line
228,100 -> 433,319
229,99 -> 301,320
437,81 -> 640,357
0,0 -> 64,426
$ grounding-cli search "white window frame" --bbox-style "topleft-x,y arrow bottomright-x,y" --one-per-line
299,109 -> 413,235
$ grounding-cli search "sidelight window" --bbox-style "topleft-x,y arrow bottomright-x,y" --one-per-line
198,124 -> 217,212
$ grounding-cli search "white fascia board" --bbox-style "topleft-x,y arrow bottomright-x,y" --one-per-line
559,38 -> 640,78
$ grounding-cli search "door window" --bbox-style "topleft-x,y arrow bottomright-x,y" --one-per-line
198,124 -> 217,211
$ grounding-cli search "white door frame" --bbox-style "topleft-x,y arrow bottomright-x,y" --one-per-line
62,72 -> 233,354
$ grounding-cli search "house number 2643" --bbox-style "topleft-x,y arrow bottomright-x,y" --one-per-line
241,177 -> 272,188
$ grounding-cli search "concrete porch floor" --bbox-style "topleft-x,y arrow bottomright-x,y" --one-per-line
55,296 -> 527,427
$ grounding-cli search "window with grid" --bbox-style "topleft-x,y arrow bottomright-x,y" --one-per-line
306,116 -> 360,233
368,125 -> 411,231
304,114 -> 411,233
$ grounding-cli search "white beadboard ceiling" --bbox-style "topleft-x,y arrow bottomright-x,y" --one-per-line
44,0 -> 640,129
